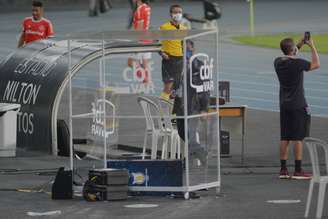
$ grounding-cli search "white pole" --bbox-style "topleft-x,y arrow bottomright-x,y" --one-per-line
183,38 -> 190,194
68,39 -> 74,172
216,29 -> 221,194
247,0 -> 255,36
102,36 -> 107,169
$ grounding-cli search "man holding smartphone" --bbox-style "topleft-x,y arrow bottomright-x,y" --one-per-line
274,33 -> 320,179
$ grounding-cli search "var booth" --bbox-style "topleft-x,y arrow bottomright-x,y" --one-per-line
0,30 -> 221,198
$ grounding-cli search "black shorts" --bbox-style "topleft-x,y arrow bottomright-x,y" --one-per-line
162,56 -> 183,85
194,92 -> 210,113
280,107 -> 311,141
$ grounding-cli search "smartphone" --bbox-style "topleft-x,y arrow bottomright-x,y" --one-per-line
304,31 -> 311,42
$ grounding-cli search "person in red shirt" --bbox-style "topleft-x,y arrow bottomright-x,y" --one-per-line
133,0 -> 151,31
128,0 -> 152,83
18,1 -> 54,48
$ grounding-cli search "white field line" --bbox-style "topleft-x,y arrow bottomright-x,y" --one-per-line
220,71 -> 328,87
223,77 -> 328,93
233,105 -> 328,118
232,95 -> 328,110
232,87 -> 328,101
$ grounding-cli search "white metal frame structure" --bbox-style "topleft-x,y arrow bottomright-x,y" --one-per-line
52,42 -> 161,155
304,137 -> 328,219
66,29 -> 220,199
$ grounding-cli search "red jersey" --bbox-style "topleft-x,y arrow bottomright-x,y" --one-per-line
133,3 -> 151,30
21,17 -> 54,45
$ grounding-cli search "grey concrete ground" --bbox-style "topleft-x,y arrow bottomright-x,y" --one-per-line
1,109 -> 327,219
1,0 -> 328,218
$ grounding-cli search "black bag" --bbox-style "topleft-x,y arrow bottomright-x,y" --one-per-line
57,120 -> 70,157
83,179 -> 106,201
52,167 -> 73,200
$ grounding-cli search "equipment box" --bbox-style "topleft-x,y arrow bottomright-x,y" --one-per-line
89,168 -> 129,185
86,184 -> 128,201
220,130 -> 230,156
107,160 -> 183,187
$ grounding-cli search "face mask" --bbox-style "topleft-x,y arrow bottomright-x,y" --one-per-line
172,13 -> 183,23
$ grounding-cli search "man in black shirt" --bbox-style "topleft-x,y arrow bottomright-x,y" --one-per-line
274,37 -> 320,180
173,40 -> 210,166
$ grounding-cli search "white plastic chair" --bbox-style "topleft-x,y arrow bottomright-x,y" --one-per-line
137,96 -> 166,160
159,99 -> 181,160
304,137 -> 328,219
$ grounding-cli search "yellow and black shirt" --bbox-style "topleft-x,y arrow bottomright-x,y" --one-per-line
160,21 -> 187,57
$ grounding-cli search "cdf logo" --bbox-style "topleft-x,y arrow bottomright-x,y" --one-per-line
123,62 -> 152,83
91,99 -> 115,138
122,60 -> 155,94
189,53 -> 214,93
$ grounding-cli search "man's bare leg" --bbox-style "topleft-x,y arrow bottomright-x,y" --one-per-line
291,140 -> 311,179
293,141 -> 303,173
280,140 -> 289,161
279,140 -> 290,178
141,58 -> 150,83
161,82 -> 173,100
293,141 -> 303,161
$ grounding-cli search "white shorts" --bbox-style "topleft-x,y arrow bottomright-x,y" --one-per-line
130,52 -> 152,60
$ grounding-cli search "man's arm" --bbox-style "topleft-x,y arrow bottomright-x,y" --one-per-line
46,21 -> 55,38
132,9 -> 139,30
307,39 -> 320,71
142,7 -> 150,30
159,51 -> 169,60
17,33 -> 24,48
296,39 -> 304,50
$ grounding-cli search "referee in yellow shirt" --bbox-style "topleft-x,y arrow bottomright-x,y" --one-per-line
159,4 -> 187,100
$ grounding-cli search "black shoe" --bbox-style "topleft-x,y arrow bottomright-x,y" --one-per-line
193,148 -> 208,166
89,10 -> 98,17
190,192 -> 201,199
